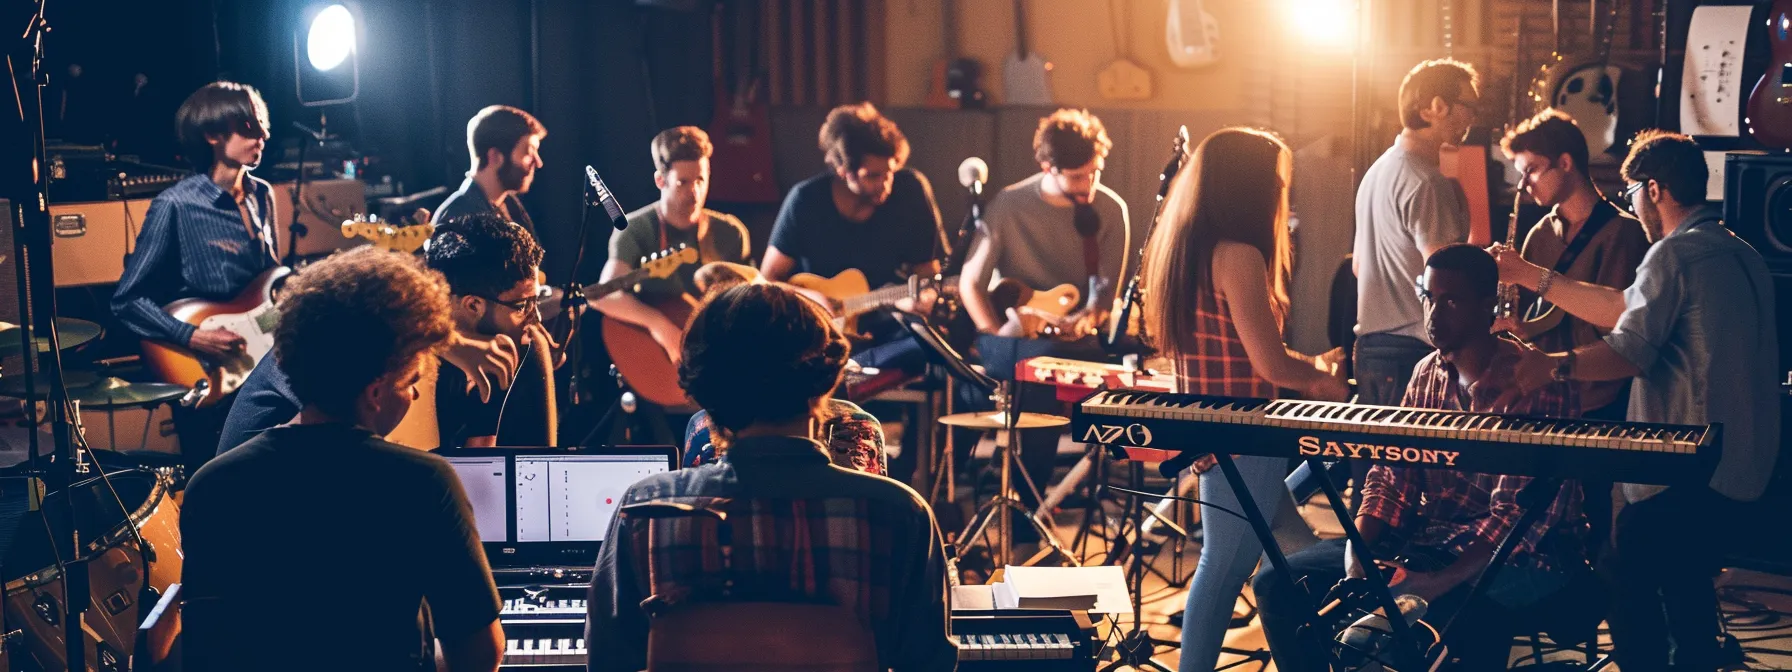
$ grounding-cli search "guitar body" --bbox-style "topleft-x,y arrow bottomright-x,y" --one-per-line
1165,0 -> 1220,69
139,267 -> 291,408
1747,0 -> 1792,148
787,269 -> 873,333
602,295 -> 698,411
987,278 -> 1080,321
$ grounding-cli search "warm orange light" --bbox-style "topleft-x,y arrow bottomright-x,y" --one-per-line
1285,0 -> 1355,49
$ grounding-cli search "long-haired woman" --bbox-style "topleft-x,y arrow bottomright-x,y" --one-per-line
1140,127 -> 1349,670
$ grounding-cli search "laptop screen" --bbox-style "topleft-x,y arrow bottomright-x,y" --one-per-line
441,447 -> 677,567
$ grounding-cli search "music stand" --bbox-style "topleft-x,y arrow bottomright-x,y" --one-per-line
890,311 -> 1074,569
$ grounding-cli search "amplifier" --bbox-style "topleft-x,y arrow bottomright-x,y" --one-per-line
48,198 -> 155,287
269,178 -> 369,258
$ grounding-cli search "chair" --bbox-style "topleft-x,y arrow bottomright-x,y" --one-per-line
622,500 -> 881,672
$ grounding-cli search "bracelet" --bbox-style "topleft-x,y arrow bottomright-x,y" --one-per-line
1536,268 -> 1556,299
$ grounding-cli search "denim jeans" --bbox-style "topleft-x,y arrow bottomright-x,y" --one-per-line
1601,486 -> 1736,672
1348,332 -> 1433,515
1177,456 -> 1316,671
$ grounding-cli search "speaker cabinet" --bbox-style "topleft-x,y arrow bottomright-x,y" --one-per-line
1721,152 -> 1792,506
1725,152 -> 1792,275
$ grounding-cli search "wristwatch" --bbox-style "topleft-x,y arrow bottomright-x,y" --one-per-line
1550,351 -> 1576,383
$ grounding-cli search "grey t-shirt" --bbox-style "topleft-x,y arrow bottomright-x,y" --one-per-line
970,173 -> 1133,307
1353,142 -> 1470,341
1604,206 -> 1780,503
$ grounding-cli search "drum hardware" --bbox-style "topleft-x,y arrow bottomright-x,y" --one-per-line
941,382 -> 1077,570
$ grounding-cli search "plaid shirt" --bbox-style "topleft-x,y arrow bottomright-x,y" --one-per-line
1358,341 -> 1587,570
682,399 -> 888,475
586,436 -> 954,672
1180,288 -> 1278,397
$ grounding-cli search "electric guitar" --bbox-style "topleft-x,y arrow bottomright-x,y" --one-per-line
998,277 -> 1102,339
539,245 -> 700,323
139,266 -> 291,408
1747,0 -> 1792,148
924,0 -> 986,109
785,268 -> 957,333
340,213 -> 435,254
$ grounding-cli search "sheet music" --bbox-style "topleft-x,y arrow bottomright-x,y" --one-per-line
1680,5 -> 1753,137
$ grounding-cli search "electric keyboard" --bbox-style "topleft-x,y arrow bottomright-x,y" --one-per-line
1071,390 -> 1719,485
953,609 -> 1101,670
1016,356 -> 1176,402
498,584 -> 589,669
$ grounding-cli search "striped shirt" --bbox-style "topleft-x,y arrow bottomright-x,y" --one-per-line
586,435 -> 955,672
1359,341 -> 1586,570
111,173 -> 278,346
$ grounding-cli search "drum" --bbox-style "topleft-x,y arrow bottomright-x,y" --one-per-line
2,469 -> 182,672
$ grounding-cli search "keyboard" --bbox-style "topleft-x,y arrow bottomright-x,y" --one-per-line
498,585 -> 589,669
953,609 -> 1101,670
1071,390 -> 1719,485
1017,356 -> 1176,402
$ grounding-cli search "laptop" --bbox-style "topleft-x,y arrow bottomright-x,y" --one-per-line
440,447 -> 678,570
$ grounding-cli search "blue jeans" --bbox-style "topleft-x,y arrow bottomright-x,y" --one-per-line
1178,456 -> 1317,671
1349,333 -> 1432,515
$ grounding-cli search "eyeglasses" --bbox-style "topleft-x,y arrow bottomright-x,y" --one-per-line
1622,181 -> 1647,213
481,293 -> 540,314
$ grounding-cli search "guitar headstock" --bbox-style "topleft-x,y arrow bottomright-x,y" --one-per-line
340,210 -> 435,254
637,244 -> 701,279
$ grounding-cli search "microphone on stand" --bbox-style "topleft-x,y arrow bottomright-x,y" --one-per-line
941,157 -> 990,277
585,166 -> 628,230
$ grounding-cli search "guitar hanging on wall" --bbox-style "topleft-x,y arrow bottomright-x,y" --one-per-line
1002,0 -> 1053,105
924,0 -> 985,109
1747,0 -> 1792,148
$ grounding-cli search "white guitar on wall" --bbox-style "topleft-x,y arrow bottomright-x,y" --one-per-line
1166,0 -> 1220,69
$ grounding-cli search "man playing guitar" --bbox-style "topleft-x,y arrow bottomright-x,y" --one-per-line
436,105 -> 548,239
760,102 -> 947,372
593,126 -> 749,365
112,81 -> 279,469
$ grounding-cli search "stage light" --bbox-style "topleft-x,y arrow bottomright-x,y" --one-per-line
294,2 -> 360,106
1284,0 -> 1355,49
306,5 -> 355,72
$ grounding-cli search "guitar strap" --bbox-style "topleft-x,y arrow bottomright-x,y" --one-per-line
1525,202 -> 1614,320
1075,202 -> 1102,279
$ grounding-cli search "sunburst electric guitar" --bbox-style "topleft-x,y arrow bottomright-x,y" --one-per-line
139,213 -> 437,408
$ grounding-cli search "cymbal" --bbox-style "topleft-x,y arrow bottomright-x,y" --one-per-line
0,318 -> 103,355
67,378 -> 188,408
937,411 -> 1070,430
0,374 -> 186,408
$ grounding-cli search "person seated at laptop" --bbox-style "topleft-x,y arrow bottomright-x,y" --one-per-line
1251,245 -> 1588,671
585,283 -> 955,671
182,248 -> 504,672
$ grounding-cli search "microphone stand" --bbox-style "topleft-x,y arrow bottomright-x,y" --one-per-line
940,180 -> 982,278
555,177 -> 600,408
9,3 -> 91,667
1105,127 -> 1189,356
285,120 -> 332,266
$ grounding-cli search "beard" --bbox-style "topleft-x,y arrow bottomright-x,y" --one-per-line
1637,200 -> 1665,242
498,157 -> 531,193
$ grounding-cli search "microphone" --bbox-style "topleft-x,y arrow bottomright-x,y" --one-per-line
1335,593 -> 1428,669
585,166 -> 628,230
957,156 -> 988,193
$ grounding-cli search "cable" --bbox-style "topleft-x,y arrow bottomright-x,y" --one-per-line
1106,485 -> 1249,524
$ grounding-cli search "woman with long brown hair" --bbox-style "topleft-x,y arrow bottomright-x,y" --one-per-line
1140,127 -> 1348,670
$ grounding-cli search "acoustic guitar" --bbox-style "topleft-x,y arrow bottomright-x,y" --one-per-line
596,246 -> 707,411
1747,0 -> 1792,148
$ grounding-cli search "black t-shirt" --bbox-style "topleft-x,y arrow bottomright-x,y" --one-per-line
766,169 -> 945,285
435,349 -> 555,448
181,423 -> 500,671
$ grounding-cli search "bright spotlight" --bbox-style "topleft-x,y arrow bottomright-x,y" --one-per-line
1285,0 -> 1355,49
306,5 -> 356,72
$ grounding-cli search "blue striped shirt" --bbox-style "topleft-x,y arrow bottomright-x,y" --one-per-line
111,173 -> 279,346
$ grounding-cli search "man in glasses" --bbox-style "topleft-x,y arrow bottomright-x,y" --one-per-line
112,81 -> 280,471
1496,129 -> 1779,672
1492,109 -> 1650,423
219,212 -> 553,453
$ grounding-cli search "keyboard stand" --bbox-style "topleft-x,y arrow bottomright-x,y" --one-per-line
1426,476 -> 1566,666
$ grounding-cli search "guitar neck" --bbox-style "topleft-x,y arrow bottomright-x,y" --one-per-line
839,276 -> 955,316
584,267 -> 655,301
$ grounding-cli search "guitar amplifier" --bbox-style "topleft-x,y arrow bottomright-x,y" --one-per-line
48,198 -> 156,287
269,178 -> 368,258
